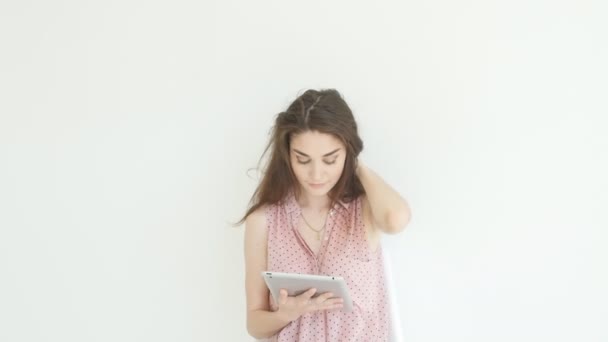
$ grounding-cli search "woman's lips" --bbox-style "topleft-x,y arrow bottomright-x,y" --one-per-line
309,183 -> 326,189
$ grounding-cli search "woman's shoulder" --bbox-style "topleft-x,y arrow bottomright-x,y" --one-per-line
246,204 -> 270,223
244,205 -> 270,239
246,192 -> 296,222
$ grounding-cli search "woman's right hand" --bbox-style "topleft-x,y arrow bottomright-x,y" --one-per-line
276,288 -> 344,322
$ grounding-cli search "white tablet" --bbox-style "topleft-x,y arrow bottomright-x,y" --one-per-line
261,271 -> 353,312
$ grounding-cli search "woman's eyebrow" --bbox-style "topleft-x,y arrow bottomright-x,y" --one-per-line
293,148 -> 341,158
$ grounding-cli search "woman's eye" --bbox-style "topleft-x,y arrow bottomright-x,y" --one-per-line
296,159 -> 337,165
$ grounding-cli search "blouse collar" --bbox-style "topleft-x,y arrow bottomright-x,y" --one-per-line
283,190 -> 351,216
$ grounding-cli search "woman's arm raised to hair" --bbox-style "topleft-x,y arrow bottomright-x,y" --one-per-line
357,161 -> 412,234
244,208 -> 292,339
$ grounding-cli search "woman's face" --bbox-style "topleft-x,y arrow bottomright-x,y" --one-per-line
289,130 -> 346,196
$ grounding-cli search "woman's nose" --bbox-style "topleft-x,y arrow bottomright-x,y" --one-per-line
310,162 -> 323,180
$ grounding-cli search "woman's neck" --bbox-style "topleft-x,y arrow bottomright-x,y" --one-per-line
296,191 -> 331,214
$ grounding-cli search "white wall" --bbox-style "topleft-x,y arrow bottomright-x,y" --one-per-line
1,0 -> 606,341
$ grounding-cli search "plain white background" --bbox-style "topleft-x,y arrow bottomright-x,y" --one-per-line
1,0 -> 607,341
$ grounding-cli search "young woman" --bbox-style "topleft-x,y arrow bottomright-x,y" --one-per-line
238,89 -> 411,341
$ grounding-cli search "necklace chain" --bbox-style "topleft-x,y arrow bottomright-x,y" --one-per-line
301,212 -> 326,232
300,210 -> 329,240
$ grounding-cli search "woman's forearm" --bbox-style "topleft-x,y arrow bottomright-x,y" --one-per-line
247,308 -> 291,339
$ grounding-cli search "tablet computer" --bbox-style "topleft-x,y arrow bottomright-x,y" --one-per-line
261,271 -> 353,312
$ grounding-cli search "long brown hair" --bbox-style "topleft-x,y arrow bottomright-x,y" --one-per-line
235,88 -> 365,226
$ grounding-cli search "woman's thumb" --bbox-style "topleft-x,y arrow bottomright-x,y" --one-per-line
279,289 -> 288,303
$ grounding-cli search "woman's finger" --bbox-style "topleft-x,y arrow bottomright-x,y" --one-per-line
279,289 -> 288,304
324,303 -> 344,311
298,288 -> 317,300
314,292 -> 335,303
323,297 -> 344,307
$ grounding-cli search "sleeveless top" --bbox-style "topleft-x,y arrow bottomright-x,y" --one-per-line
262,191 -> 389,341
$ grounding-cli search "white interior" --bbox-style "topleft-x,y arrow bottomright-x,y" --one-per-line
1,1 -> 607,341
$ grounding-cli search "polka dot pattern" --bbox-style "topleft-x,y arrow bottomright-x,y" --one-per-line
263,191 -> 390,341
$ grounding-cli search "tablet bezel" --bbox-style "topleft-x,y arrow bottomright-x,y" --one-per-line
261,271 -> 353,312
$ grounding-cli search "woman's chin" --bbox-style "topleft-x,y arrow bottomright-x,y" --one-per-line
307,184 -> 334,196
299,184 -> 320,193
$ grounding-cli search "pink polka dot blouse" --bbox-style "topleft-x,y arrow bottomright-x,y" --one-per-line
261,191 -> 389,341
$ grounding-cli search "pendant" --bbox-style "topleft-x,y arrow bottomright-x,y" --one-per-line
316,232 -> 321,241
